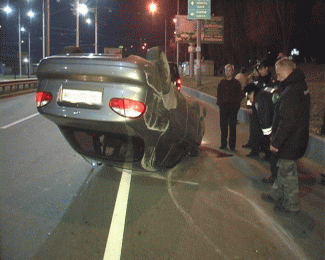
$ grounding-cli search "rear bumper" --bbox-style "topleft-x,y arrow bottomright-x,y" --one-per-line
41,113 -> 169,171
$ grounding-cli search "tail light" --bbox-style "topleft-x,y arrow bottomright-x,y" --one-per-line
109,98 -> 146,118
36,91 -> 53,108
176,78 -> 182,91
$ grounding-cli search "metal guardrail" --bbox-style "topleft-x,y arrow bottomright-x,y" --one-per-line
0,79 -> 38,97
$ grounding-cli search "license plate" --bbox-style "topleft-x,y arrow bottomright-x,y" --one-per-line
59,89 -> 102,105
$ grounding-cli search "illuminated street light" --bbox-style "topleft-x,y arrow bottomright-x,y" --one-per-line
291,48 -> 300,56
79,3 -> 99,54
148,2 -> 157,15
3,6 -> 13,14
25,9 -> 35,78
75,1 -> 90,48
147,2 -> 168,55
27,10 -> 35,19
78,3 -> 89,16
2,6 -> 36,78
1,5 -> 23,77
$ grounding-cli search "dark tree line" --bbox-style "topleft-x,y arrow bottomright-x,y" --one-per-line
204,0 -> 297,70
168,0 -> 304,70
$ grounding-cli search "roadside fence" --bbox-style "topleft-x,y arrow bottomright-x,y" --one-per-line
0,79 -> 38,98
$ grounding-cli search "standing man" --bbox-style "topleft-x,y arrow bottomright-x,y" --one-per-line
262,58 -> 310,213
217,64 -> 244,151
245,60 -> 276,160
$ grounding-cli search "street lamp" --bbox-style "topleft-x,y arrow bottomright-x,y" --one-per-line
75,1 -> 89,48
80,4 -> 99,54
3,5 -> 12,14
148,2 -> 157,14
2,6 -> 35,78
147,2 -> 167,55
26,10 -> 35,78
2,5 -> 22,78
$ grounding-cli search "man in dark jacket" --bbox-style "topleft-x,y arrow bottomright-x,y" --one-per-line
262,58 -> 310,213
217,64 -> 244,151
245,60 -> 276,160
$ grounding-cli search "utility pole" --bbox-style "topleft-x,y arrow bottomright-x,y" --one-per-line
76,0 -> 80,47
196,20 -> 202,88
46,0 -> 50,57
176,0 -> 179,68
18,11 -> 22,78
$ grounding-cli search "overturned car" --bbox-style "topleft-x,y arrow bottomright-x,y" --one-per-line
36,47 -> 206,171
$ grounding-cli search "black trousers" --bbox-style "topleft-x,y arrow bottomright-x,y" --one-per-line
249,112 -> 271,156
219,104 -> 240,149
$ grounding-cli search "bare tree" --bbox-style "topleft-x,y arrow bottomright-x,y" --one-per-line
244,0 -> 278,60
274,0 -> 297,56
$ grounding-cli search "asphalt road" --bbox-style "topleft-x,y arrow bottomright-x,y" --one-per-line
0,92 -> 324,260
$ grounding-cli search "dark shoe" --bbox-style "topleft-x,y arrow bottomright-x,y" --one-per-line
245,152 -> 258,157
262,176 -> 275,184
261,193 -> 278,205
230,147 -> 236,152
273,205 -> 300,214
219,146 -> 227,150
242,143 -> 250,148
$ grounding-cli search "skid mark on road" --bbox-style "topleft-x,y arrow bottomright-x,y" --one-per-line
225,188 -> 309,260
167,169 -> 230,260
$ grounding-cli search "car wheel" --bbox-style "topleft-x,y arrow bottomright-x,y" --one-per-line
189,145 -> 200,157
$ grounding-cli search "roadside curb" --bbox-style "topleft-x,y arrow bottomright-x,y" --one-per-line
181,86 -> 325,168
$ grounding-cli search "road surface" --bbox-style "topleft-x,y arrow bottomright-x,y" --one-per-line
0,92 -> 324,260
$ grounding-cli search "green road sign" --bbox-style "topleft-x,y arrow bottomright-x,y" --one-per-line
188,0 -> 211,20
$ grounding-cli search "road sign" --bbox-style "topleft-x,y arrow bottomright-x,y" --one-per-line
175,15 -> 224,44
188,0 -> 211,20
202,16 -> 224,44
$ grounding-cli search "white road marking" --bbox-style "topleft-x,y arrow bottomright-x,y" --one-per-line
103,169 -> 132,260
0,112 -> 39,129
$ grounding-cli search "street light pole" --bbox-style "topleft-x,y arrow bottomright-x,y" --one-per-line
196,20 -> 202,88
176,0 -> 179,68
46,0 -> 50,57
42,0 -> 45,58
76,0 -> 80,47
95,5 -> 98,54
26,10 -> 35,77
28,31 -> 31,78
18,10 -> 22,78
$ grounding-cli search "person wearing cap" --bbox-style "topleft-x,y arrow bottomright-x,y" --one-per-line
245,60 -> 277,163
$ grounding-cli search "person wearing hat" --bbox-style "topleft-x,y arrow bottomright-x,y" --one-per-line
244,60 -> 277,163
243,79 -> 282,184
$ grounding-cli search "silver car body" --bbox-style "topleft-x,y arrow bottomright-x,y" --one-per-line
36,47 -> 206,171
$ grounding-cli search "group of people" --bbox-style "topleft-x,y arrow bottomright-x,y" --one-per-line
216,57 -> 311,214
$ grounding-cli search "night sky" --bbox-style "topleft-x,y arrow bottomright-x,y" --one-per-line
1,0 -> 324,65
